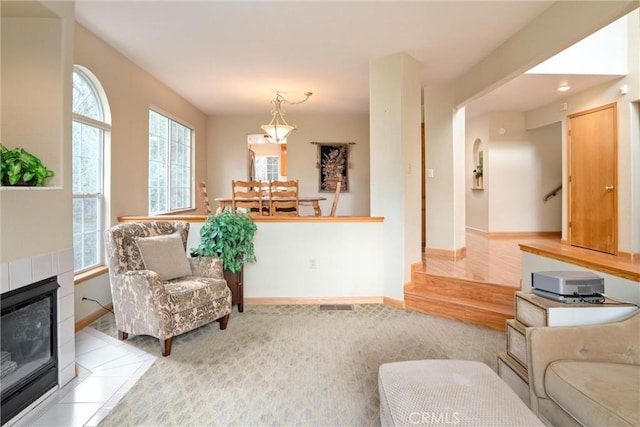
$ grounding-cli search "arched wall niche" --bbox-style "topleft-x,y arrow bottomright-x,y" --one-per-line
472,137 -> 484,189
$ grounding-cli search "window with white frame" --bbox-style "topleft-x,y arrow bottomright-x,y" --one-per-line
254,156 -> 280,182
72,67 -> 109,273
148,110 -> 193,214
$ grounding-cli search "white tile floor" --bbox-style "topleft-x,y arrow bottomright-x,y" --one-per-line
8,327 -> 156,427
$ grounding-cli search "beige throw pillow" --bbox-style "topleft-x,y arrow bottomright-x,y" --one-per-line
135,232 -> 192,281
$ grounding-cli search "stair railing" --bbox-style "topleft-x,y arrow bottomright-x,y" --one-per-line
543,184 -> 562,202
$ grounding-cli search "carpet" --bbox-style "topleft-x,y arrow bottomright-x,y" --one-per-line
93,304 -> 506,426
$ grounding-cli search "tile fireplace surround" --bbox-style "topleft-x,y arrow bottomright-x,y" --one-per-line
0,248 -> 76,424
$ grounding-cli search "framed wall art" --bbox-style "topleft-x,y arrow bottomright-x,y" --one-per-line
314,142 -> 352,192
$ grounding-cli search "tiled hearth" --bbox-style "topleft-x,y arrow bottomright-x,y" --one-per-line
0,248 -> 76,424
11,327 -> 156,427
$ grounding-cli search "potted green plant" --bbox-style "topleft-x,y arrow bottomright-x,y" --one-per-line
192,208 -> 257,312
1,144 -> 54,186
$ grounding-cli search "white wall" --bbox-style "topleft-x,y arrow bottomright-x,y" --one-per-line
465,115 -> 490,231
0,10 -> 73,263
424,82 -> 465,251
527,122 -> 563,231
74,274 -> 111,322
527,13 -> 628,76
465,113 -> 562,234
488,113 -> 562,233
370,53 -> 422,300
207,114 -> 370,217
187,220 -> 384,299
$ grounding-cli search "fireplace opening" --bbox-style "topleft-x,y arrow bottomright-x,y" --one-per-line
1,276 -> 59,425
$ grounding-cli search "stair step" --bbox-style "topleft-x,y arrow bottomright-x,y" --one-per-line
412,272 -> 517,310
405,287 -> 514,315
405,291 -> 511,331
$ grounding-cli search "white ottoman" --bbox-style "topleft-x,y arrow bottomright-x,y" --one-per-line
378,360 -> 544,426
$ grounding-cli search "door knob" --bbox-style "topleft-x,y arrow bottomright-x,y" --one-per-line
605,185 -> 614,191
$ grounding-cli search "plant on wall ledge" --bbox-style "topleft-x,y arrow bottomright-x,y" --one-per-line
473,164 -> 483,180
192,208 -> 257,273
472,164 -> 483,188
1,144 -> 54,186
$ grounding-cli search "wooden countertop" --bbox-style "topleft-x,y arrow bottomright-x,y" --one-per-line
118,215 -> 384,224
519,242 -> 639,282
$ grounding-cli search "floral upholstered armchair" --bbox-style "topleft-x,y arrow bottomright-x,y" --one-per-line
104,221 -> 231,356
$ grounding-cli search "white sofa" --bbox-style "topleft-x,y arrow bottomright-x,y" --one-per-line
526,310 -> 639,426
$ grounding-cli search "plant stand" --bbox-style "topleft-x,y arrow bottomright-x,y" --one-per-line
223,268 -> 244,312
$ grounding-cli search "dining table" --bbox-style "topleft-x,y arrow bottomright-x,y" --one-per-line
214,196 -> 327,216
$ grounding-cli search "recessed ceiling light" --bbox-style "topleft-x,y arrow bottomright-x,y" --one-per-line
557,85 -> 571,92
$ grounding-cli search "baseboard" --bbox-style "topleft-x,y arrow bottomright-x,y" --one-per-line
75,296 -> 406,328
75,303 -> 114,332
383,296 -> 404,309
463,228 -> 562,240
245,296 -> 390,306
486,231 -> 561,239
465,227 -> 486,235
424,246 -> 466,260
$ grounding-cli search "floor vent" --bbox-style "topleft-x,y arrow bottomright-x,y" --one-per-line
318,304 -> 354,311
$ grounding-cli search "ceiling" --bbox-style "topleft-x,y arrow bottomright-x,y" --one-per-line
74,1 -> 622,118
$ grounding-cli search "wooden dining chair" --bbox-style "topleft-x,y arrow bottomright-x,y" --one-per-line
269,180 -> 299,216
232,180 -> 264,216
198,181 -> 213,215
330,181 -> 341,217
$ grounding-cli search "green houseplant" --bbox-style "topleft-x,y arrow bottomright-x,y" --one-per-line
193,208 -> 257,272
192,208 -> 257,312
1,144 -> 54,186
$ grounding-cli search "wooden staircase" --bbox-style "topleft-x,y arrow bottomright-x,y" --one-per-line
404,263 -> 516,331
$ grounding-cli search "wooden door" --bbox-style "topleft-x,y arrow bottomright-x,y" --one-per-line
568,103 -> 617,254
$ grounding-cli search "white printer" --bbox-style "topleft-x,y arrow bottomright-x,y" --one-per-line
532,271 -> 605,304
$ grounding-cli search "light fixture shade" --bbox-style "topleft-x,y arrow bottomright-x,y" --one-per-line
261,123 -> 295,143
261,91 -> 312,143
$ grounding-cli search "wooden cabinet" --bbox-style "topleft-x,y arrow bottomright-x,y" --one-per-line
223,269 -> 244,312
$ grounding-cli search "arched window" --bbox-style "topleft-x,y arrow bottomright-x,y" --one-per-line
72,66 -> 110,273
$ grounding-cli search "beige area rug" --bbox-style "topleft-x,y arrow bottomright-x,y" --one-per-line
92,304 -> 506,426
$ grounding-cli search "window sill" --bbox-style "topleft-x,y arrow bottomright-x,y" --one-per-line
74,265 -> 109,285
152,207 -> 199,216
0,186 -> 63,191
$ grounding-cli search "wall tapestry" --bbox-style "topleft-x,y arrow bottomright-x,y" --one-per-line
316,143 -> 350,192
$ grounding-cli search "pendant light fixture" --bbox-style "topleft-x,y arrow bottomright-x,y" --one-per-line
261,91 -> 312,144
